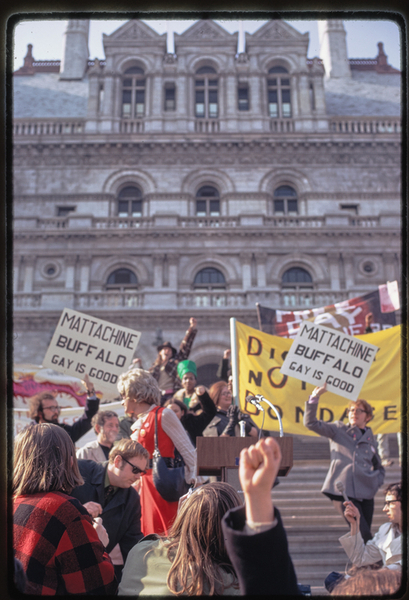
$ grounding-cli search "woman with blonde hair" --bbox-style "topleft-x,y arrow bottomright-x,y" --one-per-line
117,368 -> 197,536
13,423 -> 117,595
118,482 -> 242,596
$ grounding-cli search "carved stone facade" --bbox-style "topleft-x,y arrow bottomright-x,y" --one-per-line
13,19 -> 401,385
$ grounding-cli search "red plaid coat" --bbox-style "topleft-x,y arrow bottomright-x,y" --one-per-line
13,491 -> 117,595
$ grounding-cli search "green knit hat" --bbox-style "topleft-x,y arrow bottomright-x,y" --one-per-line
177,360 -> 197,379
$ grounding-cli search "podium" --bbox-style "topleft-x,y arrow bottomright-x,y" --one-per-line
196,436 -> 293,484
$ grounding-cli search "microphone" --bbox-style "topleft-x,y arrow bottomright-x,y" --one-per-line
245,395 -> 264,411
335,480 -> 349,502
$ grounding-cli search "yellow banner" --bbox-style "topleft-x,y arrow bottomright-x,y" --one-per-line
234,321 -> 401,435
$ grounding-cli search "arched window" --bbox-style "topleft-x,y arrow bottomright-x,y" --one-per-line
273,185 -> 298,215
117,186 -> 143,217
194,267 -> 226,288
106,268 -> 138,289
196,186 -> 220,216
122,66 -> 145,118
267,66 -> 291,118
195,66 -> 218,118
281,267 -> 313,308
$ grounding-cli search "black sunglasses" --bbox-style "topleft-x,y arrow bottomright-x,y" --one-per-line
121,455 -> 146,475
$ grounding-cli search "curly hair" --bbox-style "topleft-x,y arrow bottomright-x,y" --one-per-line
332,566 -> 401,596
208,381 -> 229,408
164,482 -> 242,595
347,398 -> 374,421
28,392 -> 57,422
91,410 -> 118,433
108,438 -> 149,465
13,424 -> 84,496
117,368 -> 161,406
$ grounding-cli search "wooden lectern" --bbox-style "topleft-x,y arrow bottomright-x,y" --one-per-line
196,436 -> 293,483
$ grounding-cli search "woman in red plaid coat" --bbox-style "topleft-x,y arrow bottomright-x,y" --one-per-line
13,423 -> 117,595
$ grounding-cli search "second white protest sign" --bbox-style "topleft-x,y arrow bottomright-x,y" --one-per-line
42,308 -> 141,394
280,322 -> 378,401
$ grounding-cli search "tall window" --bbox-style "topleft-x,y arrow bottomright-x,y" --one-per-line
196,186 -> 220,216
122,66 -> 145,118
195,66 -> 218,118
267,66 -> 291,118
164,83 -> 176,111
194,267 -> 226,288
117,186 -> 143,217
106,268 -> 138,289
238,84 -> 249,111
273,186 -> 298,215
282,267 -> 313,307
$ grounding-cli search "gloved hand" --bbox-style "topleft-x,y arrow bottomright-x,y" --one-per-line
222,405 -> 240,436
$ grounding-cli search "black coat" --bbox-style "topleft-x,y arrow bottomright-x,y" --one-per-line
71,460 -> 143,562
222,505 -> 300,596
58,395 -> 99,443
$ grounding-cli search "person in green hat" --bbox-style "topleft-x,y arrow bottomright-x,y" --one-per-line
173,360 -> 199,409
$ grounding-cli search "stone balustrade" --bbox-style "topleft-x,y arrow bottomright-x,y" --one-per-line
330,116 -> 401,134
16,213 -> 396,232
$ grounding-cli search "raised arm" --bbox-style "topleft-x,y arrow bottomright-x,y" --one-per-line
175,317 -> 198,362
303,384 -> 337,440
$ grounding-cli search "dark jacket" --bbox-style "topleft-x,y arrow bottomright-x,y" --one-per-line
71,460 -> 143,562
222,505 -> 300,596
58,394 -> 99,443
149,327 -> 197,393
180,390 -> 217,447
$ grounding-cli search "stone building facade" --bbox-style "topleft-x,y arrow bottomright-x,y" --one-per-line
13,19 -> 401,385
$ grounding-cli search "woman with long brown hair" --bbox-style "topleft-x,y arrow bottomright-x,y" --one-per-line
12,423 -> 117,595
118,482 -> 242,596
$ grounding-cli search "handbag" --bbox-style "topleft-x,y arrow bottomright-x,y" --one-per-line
152,408 -> 190,503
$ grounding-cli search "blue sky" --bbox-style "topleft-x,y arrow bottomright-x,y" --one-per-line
12,18 -> 402,72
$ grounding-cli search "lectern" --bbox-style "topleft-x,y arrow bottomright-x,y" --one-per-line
196,436 -> 293,483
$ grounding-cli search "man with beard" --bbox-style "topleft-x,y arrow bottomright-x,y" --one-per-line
77,410 -> 120,461
28,374 -> 99,444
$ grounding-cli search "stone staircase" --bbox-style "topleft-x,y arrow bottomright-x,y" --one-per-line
272,434 -> 402,595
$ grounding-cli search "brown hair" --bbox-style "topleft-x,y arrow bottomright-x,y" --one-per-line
164,482 -> 242,595
347,398 -> 374,421
13,423 -> 83,496
117,368 -> 161,406
384,481 -> 402,502
164,399 -> 188,416
208,381 -> 229,408
28,392 -> 58,422
91,410 -> 118,433
332,567 -> 401,596
108,438 -> 149,465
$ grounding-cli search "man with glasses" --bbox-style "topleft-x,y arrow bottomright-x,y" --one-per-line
28,374 -> 99,443
304,384 -> 384,543
71,438 -> 149,582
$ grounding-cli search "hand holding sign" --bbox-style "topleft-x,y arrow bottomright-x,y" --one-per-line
310,383 -> 327,400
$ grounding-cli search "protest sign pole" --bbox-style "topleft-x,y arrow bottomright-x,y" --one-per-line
230,317 -> 239,407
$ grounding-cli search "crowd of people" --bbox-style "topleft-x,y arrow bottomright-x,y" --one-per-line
12,316 -> 403,596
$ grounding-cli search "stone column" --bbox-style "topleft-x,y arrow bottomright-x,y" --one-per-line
65,256 -> 77,290
240,253 -> 252,290
342,253 -> 355,290
101,71 -> 115,117
382,252 -> 396,281
168,254 -> 179,289
79,256 -> 91,293
297,72 -> 311,116
150,74 -> 162,118
153,254 -> 164,288
328,252 -> 341,291
87,70 -> 100,118
256,253 -> 267,288
14,256 -> 22,293
23,256 -> 35,293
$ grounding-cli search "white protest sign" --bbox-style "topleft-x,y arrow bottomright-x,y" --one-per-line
280,322 -> 379,401
42,308 -> 141,393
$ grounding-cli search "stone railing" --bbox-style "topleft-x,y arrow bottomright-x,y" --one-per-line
13,119 -> 85,136
119,119 -> 145,134
269,119 -> 295,133
330,117 -> 401,134
194,119 -> 220,133
14,289 -> 369,312
15,213 -> 397,232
